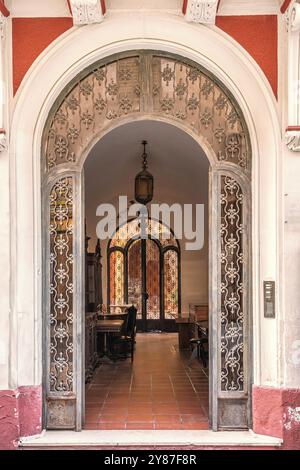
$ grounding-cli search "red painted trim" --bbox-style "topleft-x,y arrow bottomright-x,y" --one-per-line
281,0 -> 293,14
286,126 -> 300,131
13,18 -> 73,94
0,1 -> 10,17
67,0 -> 106,15
101,0 -> 106,15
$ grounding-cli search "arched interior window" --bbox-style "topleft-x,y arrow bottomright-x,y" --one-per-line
108,218 -> 181,331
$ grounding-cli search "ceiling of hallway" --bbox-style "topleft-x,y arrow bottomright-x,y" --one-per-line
84,121 -> 209,247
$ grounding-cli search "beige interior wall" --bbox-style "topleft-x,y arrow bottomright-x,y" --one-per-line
85,120 -> 209,318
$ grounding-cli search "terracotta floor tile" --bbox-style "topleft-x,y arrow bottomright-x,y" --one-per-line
98,423 -> 126,430
99,414 -> 128,423
85,333 -> 209,431
155,423 -> 183,430
180,414 -> 208,423
126,423 -> 154,430
83,423 -> 98,430
154,414 -> 181,423
127,414 -> 154,423
181,422 -> 210,430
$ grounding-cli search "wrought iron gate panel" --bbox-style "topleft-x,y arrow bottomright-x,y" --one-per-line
216,174 -> 250,429
42,51 -> 252,431
46,176 -> 76,429
220,176 -> 245,392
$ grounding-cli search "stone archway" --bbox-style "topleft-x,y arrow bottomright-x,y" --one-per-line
42,51 -> 251,431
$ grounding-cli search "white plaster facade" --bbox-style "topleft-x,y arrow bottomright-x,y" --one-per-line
0,0 -> 299,414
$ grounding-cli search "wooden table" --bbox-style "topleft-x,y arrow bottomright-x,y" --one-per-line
96,319 -> 124,358
98,312 -> 127,321
176,318 -> 209,350
109,304 -> 132,313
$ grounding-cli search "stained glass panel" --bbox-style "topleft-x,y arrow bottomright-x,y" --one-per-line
164,250 -> 179,319
146,240 -> 160,320
127,240 -> 142,318
109,250 -> 124,305
110,218 -> 177,249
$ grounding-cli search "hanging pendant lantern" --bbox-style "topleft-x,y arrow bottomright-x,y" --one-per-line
135,140 -> 154,205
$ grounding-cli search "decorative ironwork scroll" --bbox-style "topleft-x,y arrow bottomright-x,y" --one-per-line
44,52 -> 250,174
47,177 -> 75,429
220,176 -> 245,393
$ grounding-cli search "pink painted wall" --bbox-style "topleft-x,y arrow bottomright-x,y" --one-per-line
0,386 -> 42,450
253,386 -> 300,450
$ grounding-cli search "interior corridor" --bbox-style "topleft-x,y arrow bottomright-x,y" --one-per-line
85,333 -> 209,430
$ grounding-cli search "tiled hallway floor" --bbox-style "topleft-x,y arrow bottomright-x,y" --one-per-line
85,333 -> 209,430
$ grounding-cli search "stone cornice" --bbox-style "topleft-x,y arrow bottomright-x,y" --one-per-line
183,1 -> 219,24
68,0 -> 106,26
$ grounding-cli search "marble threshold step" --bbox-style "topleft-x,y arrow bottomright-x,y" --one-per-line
19,430 -> 282,450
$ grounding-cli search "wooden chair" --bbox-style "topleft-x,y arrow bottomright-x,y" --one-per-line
110,306 -> 137,362
189,324 -> 208,368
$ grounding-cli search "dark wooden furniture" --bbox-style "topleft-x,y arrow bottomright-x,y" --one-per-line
85,239 -> 103,312
189,321 -> 209,367
110,307 -> 137,362
176,304 -> 209,351
189,303 -> 208,322
85,230 -> 103,381
96,319 -> 125,358
176,318 -> 191,350
85,312 -> 98,383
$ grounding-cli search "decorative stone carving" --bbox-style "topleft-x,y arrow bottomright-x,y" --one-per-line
69,0 -> 104,26
0,12 -> 6,38
44,53 -> 250,173
290,1 -> 300,31
286,128 -> 300,151
184,0 -> 219,25
0,131 -> 7,153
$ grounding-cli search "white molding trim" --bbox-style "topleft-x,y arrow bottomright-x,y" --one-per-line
184,1 -> 218,24
286,1 -> 300,149
69,0 -> 104,26
0,12 -> 6,38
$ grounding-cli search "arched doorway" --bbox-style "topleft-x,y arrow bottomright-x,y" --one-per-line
108,218 -> 181,332
42,51 -> 251,431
